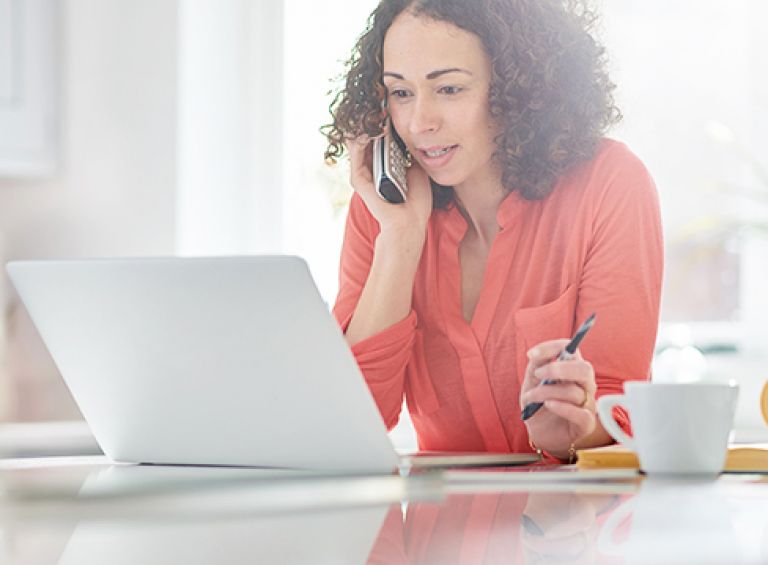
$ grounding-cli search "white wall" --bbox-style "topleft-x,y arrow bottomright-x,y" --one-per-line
0,0 -> 179,420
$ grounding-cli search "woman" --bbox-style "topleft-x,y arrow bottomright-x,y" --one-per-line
323,0 -> 662,461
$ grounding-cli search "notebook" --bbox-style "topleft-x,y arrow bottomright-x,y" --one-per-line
7,256 -> 538,474
576,443 -> 768,473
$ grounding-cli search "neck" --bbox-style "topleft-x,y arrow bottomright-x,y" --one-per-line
454,176 -> 506,247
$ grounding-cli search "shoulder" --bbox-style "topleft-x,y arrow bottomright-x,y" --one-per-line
592,138 -> 653,182
583,138 -> 655,193
557,138 -> 658,210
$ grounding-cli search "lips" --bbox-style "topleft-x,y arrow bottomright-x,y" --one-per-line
417,145 -> 458,168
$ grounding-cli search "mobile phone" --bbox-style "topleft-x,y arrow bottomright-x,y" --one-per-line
372,129 -> 409,204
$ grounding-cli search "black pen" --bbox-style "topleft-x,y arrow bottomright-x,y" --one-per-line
520,313 -> 597,421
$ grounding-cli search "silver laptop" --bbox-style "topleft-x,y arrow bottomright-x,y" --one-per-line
6,256 -> 537,473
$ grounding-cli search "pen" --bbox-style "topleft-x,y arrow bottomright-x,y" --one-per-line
520,312 -> 597,421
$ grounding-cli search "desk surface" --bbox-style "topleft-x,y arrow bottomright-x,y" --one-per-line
0,456 -> 766,564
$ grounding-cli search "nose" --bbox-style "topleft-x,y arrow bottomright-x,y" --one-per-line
407,95 -> 440,136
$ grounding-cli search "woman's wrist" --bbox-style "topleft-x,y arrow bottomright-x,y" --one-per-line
377,223 -> 426,246
529,437 -> 577,464
375,227 -> 426,266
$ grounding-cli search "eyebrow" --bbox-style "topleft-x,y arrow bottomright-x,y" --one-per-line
382,68 -> 473,81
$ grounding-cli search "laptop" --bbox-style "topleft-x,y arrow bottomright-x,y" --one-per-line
6,256 -> 537,473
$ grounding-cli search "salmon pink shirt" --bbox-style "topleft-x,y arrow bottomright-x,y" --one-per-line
333,139 -> 663,454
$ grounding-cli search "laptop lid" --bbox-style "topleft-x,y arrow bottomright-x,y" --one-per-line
6,256 -> 400,474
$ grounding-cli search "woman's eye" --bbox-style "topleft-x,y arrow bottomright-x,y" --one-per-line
439,86 -> 462,95
389,89 -> 409,98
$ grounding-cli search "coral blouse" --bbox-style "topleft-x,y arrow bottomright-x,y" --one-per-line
333,139 -> 663,453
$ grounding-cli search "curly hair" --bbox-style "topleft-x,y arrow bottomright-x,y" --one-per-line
322,0 -> 621,207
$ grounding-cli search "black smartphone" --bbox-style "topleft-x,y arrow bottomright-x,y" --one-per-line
372,127 -> 409,204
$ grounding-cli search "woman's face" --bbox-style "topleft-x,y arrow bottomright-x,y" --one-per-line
382,12 -> 500,191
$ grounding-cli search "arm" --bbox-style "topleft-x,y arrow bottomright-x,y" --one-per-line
577,144 -> 663,427
340,134 -> 433,344
521,144 -> 664,458
345,216 -> 425,346
333,195 -> 420,428
333,135 -> 433,429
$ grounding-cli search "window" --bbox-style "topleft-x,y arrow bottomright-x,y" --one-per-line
600,1 -> 767,331
282,0 -> 379,302
0,0 -> 58,176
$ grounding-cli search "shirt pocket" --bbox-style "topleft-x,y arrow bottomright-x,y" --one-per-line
404,329 -> 441,416
514,283 -> 579,383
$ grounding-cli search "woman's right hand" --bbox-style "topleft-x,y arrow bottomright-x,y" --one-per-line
347,134 -> 433,239
343,133 -> 433,346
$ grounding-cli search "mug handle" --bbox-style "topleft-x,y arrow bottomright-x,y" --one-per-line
597,394 -> 634,449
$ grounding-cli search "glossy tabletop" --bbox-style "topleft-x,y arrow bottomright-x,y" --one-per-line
1,456 -> 767,564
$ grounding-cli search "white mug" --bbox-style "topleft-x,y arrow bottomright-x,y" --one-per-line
597,381 -> 739,475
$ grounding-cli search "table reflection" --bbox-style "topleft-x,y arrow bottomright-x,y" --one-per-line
368,476 -> 768,565
596,478 -> 758,565
56,505 -> 389,565
2,460 -> 768,565
0,461 -> 412,565
368,491 -> 623,564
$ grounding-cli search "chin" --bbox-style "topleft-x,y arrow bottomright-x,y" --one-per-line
424,170 -> 463,188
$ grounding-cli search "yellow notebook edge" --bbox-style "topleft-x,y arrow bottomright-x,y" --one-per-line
576,443 -> 768,473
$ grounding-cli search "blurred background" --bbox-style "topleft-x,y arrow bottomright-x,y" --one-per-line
0,0 -> 766,445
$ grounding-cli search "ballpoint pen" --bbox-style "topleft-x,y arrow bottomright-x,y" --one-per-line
520,313 -> 597,421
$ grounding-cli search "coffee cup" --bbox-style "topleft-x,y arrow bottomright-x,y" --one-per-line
597,381 -> 739,476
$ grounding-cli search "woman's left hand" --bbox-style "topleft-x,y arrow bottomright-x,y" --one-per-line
520,339 -> 597,457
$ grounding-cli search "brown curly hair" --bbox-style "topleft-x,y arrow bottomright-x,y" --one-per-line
322,0 -> 621,207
